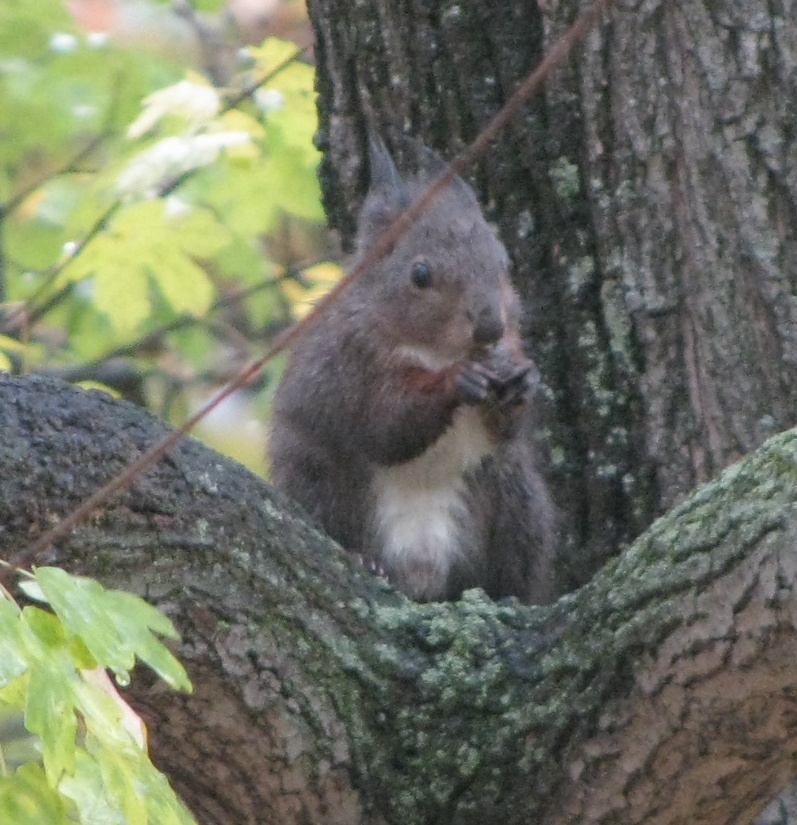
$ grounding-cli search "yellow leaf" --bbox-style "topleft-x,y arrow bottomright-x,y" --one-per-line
0,334 -> 26,352
75,381 -> 120,398
248,37 -> 301,77
219,109 -> 265,139
93,258 -> 150,335
303,261 -> 344,287
280,262 -> 344,320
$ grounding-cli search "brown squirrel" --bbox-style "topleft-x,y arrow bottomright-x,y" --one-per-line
268,137 -> 556,603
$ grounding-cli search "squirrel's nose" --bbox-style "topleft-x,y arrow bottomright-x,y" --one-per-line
470,306 -> 505,346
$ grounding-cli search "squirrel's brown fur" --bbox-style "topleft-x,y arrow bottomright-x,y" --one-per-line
269,137 -> 556,603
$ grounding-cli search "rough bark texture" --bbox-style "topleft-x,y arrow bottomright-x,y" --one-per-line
3,374 -> 797,825
580,0 -> 797,504
306,0 -> 797,592
3,0 -> 797,822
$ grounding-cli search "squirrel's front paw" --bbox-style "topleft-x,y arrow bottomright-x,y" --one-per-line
458,349 -> 539,408
492,361 -> 538,406
455,361 -> 495,404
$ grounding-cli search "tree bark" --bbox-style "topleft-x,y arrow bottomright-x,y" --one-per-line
3,374 -> 797,825
306,0 -> 797,590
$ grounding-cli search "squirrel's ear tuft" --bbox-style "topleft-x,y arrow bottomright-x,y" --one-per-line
358,133 -> 410,245
367,133 -> 405,197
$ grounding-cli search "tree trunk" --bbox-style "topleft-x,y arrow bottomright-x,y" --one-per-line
3,374 -> 797,825
306,0 -> 797,590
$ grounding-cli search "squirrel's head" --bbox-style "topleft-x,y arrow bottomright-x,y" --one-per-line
354,136 -> 518,365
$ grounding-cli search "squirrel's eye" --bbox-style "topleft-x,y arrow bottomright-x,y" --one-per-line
411,260 -> 433,288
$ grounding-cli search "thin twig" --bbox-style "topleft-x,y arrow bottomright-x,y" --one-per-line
78,266 -> 301,369
3,135 -> 106,218
3,201 -> 120,334
7,0 -> 613,577
222,46 -> 309,113
2,70 -> 123,220
1,101 -> 120,326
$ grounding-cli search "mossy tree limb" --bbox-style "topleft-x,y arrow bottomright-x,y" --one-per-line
2,374 -> 796,825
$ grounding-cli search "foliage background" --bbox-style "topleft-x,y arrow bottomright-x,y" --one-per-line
0,0 -> 336,476
1,2 -> 331,821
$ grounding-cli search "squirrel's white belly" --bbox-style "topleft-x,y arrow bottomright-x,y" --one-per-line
372,406 -> 494,599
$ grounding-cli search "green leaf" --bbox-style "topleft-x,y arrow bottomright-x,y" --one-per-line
0,0 -> 76,58
202,58 -> 322,233
61,697 -> 197,824
58,748 -> 124,825
148,251 -> 210,315
99,590 -> 191,691
24,664 -> 77,784
34,567 -> 191,692
260,146 -> 323,221
85,735 -> 196,825
0,599 -> 27,688
262,62 -> 320,162
202,158 -> 281,236
168,203 -> 232,258
189,0 -> 229,12
29,574 -> 133,677
0,575 -> 196,823
55,201 -> 223,334
0,763 -> 72,825
4,215 -> 69,275
92,255 -> 152,335
0,673 -> 29,711
20,605 -> 68,650
98,743 -> 149,825
248,37 -> 302,77
73,677 -> 135,747
18,610 -> 79,784
0,334 -> 26,353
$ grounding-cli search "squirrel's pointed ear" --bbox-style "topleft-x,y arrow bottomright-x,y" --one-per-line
367,133 -> 406,197
397,135 -> 480,208
419,144 -> 480,208
358,132 -> 410,246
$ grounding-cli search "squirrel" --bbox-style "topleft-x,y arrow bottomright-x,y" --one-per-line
268,136 -> 557,604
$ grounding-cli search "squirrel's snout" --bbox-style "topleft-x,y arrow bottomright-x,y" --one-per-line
469,306 -> 505,347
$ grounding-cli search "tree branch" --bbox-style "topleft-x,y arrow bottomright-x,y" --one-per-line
1,373 -> 795,825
